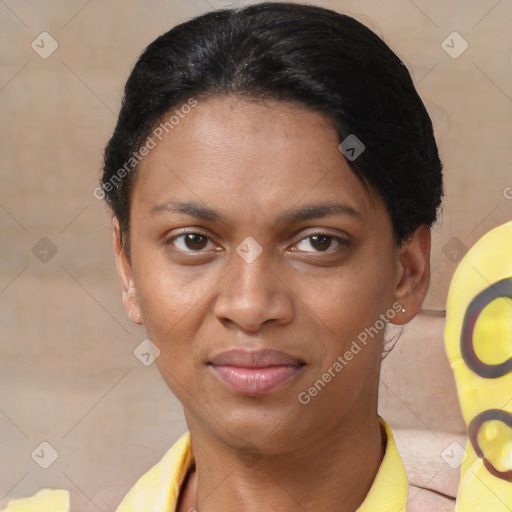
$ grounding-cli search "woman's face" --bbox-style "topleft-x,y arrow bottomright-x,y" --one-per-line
114,95 -> 427,453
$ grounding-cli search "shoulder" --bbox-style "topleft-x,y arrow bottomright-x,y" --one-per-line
0,489 -> 70,512
115,431 -> 193,512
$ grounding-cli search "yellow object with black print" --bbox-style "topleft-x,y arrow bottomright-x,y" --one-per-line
445,220 -> 512,511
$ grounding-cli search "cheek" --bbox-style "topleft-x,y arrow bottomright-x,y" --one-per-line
307,262 -> 391,339
134,251 -> 213,328
133,259 -> 205,370
298,255 -> 395,399
298,270 -> 388,412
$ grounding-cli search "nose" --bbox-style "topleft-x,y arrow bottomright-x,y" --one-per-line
213,245 -> 294,333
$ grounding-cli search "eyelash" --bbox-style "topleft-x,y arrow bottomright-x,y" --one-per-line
165,230 -> 350,256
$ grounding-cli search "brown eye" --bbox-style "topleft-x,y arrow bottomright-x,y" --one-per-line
168,232 -> 215,253
293,233 -> 348,253
309,234 -> 333,252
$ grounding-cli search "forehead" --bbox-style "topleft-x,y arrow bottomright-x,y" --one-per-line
131,95 -> 384,227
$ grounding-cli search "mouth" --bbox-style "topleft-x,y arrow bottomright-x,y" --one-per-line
208,348 -> 306,396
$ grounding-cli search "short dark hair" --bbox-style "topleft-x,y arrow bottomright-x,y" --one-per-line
102,1 -> 443,254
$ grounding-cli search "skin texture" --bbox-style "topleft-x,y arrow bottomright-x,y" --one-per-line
397,429 -> 463,511
113,95 -> 431,512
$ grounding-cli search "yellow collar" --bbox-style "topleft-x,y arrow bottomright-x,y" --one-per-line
116,418 -> 408,512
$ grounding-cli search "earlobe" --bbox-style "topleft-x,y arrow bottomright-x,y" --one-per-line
112,218 -> 143,325
390,225 -> 431,325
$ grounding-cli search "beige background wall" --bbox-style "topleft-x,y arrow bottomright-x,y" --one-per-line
1,0 -> 510,510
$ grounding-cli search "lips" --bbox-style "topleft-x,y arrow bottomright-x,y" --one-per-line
209,348 -> 305,367
208,348 -> 305,396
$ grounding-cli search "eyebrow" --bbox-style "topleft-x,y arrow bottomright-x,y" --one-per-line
149,200 -> 360,225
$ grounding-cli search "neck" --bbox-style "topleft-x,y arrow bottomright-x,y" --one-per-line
183,410 -> 384,512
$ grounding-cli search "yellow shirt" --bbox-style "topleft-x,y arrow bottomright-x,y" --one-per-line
0,490 -> 70,512
0,418 -> 407,512
115,418 -> 408,512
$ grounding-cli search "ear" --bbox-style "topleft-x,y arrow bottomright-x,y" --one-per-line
390,224 -> 431,325
112,217 -> 143,325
